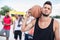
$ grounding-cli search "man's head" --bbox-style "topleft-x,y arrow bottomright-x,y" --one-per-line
5,11 -> 9,17
42,1 -> 52,17
28,9 -> 32,17
14,14 -> 18,19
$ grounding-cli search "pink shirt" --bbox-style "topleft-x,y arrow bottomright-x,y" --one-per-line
3,16 -> 11,30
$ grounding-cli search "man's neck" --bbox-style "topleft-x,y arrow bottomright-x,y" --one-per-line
40,15 -> 50,22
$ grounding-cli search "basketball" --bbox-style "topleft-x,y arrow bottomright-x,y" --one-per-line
30,5 -> 42,18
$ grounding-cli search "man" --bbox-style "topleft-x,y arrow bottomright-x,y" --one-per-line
13,14 -> 23,40
21,1 -> 60,40
0,11 -> 13,40
25,9 -> 35,40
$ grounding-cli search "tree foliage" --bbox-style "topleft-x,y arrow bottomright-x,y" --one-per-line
0,5 -> 11,15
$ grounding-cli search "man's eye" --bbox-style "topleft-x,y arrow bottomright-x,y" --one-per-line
48,8 -> 51,10
44,7 -> 46,9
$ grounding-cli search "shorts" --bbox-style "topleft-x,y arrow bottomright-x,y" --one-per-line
25,34 -> 33,40
14,30 -> 22,39
0,29 -> 10,38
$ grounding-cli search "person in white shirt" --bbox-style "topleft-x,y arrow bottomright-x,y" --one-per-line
24,9 -> 35,40
13,14 -> 23,40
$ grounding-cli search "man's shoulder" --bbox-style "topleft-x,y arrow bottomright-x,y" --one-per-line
53,19 -> 59,25
53,19 -> 59,30
50,18 -> 59,24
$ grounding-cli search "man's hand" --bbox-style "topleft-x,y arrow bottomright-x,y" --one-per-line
3,23 -> 11,26
25,13 -> 30,19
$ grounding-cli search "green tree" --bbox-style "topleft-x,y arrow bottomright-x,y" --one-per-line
0,10 -> 5,15
0,5 -> 11,15
51,15 -> 60,19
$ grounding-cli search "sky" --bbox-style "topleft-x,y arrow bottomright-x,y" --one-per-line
0,0 -> 60,16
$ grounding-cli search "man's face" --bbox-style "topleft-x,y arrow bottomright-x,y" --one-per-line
26,9 -> 32,17
15,14 -> 18,19
28,9 -> 32,16
42,4 -> 52,16
28,11 -> 32,16
6,12 -> 9,16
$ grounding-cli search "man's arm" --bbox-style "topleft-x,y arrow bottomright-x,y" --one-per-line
2,19 -> 6,25
21,13 -> 36,32
13,21 -> 15,33
21,18 -> 36,32
54,20 -> 60,40
59,28 -> 60,40
10,18 -> 13,25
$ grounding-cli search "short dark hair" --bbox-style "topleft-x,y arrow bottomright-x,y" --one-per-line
6,10 -> 9,13
21,15 -> 23,17
44,1 -> 52,7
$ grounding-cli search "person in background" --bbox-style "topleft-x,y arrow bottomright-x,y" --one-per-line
13,14 -> 23,40
24,9 -> 35,40
0,11 -> 13,40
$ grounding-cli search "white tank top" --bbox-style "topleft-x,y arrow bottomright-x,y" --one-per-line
14,19 -> 22,30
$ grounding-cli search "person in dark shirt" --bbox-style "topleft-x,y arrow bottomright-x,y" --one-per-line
21,1 -> 60,40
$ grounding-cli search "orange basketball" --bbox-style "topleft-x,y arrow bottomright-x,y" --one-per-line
30,5 -> 42,18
